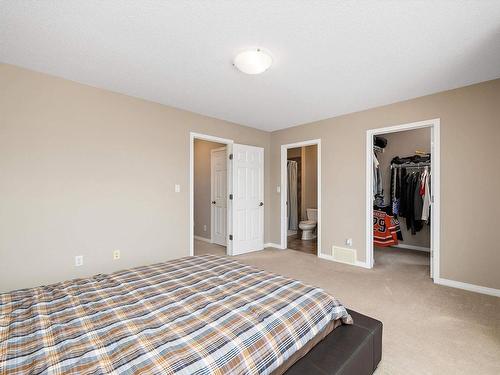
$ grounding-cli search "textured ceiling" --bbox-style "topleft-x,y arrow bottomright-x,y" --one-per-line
1,1 -> 500,131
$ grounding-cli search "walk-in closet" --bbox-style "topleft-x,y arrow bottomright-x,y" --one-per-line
372,128 -> 432,273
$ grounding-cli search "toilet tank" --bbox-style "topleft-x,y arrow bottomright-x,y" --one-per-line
306,208 -> 318,222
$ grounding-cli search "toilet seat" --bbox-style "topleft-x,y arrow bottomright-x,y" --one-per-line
300,220 -> 316,226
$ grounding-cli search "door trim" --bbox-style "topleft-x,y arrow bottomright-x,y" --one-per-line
189,132 -> 233,256
365,118 -> 440,280
280,139 -> 321,254
210,146 -> 227,246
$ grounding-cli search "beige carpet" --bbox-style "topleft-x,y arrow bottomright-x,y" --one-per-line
194,240 -> 500,374
194,239 -> 227,255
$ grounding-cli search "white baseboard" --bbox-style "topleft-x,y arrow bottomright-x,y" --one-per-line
317,253 -> 371,269
434,278 -> 500,297
264,242 -> 285,249
392,244 -> 430,252
194,235 -> 211,243
355,260 -> 372,269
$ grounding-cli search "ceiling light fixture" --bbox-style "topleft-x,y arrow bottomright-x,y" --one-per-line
233,48 -> 273,75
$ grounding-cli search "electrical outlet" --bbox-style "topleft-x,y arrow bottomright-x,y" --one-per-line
276,185 -> 281,193
203,225 -> 207,232
175,184 -> 181,193
75,255 -> 83,267
113,249 -> 120,260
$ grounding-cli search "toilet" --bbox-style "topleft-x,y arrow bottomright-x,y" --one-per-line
299,208 -> 318,240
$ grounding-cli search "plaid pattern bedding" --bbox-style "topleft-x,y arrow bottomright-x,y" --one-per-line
0,255 -> 352,374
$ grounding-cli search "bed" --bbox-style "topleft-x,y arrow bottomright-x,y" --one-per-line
0,255 -> 354,374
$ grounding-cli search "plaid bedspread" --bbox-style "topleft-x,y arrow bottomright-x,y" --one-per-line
0,255 -> 352,374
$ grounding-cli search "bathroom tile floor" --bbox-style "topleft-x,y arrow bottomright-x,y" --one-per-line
287,233 -> 317,255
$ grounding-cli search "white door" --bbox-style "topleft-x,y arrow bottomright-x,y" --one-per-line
211,147 -> 227,246
231,144 -> 264,255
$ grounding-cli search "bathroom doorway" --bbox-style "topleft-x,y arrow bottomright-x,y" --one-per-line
280,139 -> 321,256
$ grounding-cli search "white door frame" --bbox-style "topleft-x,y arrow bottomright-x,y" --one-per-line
189,132 -> 233,256
280,139 -> 321,253
210,146 -> 228,245
365,119 -> 440,280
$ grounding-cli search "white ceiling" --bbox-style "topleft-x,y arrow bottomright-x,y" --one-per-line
1,1 -> 500,131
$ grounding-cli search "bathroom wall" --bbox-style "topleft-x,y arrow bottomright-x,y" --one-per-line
194,139 -> 226,240
302,145 -> 318,219
287,146 -> 317,221
287,147 -> 302,224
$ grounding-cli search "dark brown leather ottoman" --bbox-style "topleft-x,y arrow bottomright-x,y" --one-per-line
285,309 -> 383,375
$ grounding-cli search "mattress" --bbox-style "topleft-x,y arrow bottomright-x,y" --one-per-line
0,255 -> 352,374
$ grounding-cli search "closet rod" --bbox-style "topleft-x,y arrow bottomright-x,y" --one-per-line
391,162 -> 431,169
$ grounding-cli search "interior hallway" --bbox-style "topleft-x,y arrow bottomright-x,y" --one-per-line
193,240 -> 500,374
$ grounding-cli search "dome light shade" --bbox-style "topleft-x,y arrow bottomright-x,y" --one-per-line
233,49 -> 272,74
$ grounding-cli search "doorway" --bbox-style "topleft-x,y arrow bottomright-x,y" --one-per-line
189,132 -> 265,257
191,134 -> 232,256
280,139 -> 321,256
366,119 -> 440,279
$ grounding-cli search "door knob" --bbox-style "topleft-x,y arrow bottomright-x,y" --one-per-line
212,201 -> 216,204
259,202 -> 264,206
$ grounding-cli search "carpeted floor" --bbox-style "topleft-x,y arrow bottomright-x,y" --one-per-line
194,239 -> 227,255
194,240 -> 500,374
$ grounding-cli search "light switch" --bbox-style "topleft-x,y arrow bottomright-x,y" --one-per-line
175,184 -> 181,193
276,185 -> 281,193
75,255 -> 83,267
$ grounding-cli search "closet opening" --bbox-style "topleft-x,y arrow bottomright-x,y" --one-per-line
280,139 -> 321,256
366,119 -> 440,280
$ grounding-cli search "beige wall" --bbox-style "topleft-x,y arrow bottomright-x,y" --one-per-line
194,140 -> 225,239
1,63 -> 499,292
269,79 -> 500,289
377,128 -> 431,248
0,64 -> 270,292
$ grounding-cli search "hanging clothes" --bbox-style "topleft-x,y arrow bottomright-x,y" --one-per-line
413,173 -> 424,224
373,151 -> 384,207
390,166 -> 400,216
373,152 -> 379,197
390,156 -> 431,236
373,152 -> 383,197
405,171 -> 422,235
421,167 -> 431,221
